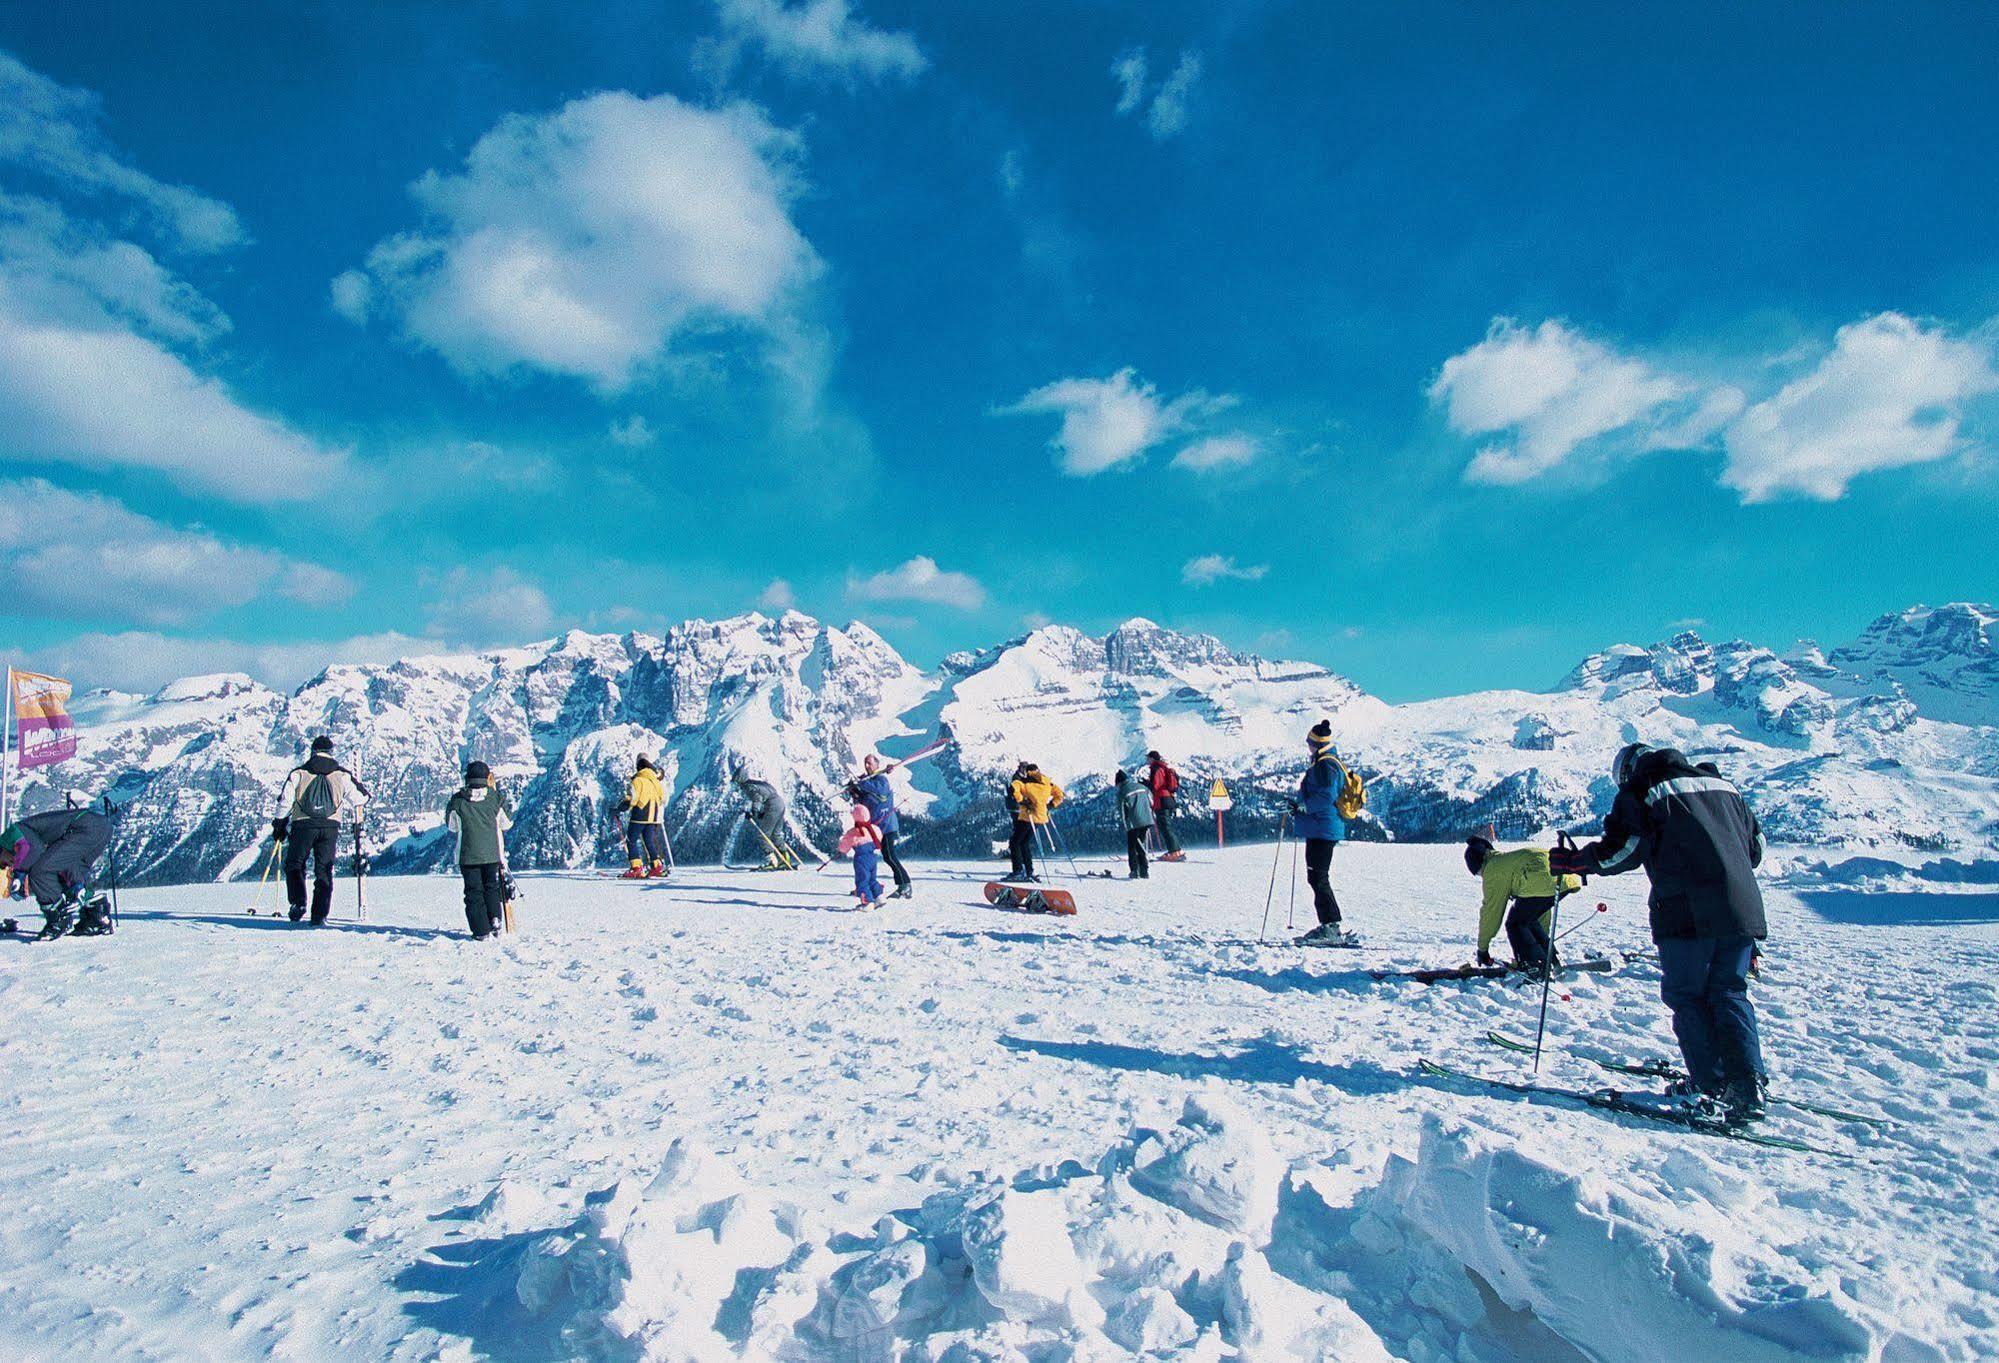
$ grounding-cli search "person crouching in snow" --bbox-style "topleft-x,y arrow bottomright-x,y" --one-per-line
1115,769 -> 1152,879
444,761 -> 511,939
1463,833 -> 1576,974
837,803 -> 886,908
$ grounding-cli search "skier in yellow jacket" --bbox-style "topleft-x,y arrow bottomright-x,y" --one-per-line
1004,762 -> 1064,882
618,756 -> 670,878
1464,834 -> 1577,972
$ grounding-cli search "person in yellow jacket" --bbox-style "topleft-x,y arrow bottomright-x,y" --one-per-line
1004,761 -> 1064,882
1464,833 -> 1578,972
618,755 -> 670,878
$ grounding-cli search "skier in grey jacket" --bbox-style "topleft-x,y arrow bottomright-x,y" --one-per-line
444,761 -> 512,939
1115,769 -> 1154,879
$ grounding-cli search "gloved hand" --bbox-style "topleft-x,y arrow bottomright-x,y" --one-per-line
616,799 -> 632,814
271,817 -> 290,843
1547,843 -> 1589,878
1475,949 -> 1495,968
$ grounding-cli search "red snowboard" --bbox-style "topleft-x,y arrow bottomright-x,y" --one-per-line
983,882 -> 1077,916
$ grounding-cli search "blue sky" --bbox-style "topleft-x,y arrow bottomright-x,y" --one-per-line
1,1 -> 1995,700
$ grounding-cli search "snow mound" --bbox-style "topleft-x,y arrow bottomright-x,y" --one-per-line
454,1096 -> 1908,1361
1318,1116 -> 1903,1363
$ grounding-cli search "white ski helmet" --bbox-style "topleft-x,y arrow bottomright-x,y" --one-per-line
1612,741 -> 1654,787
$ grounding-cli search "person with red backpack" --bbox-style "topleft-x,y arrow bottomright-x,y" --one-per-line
1144,750 -> 1185,861
271,735 -> 367,924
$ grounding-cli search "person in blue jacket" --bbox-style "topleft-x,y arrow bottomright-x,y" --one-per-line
1293,720 -> 1360,947
849,753 -> 913,900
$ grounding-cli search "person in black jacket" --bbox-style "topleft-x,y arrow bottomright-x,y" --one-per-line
1554,742 -> 1769,1121
271,736 -> 368,924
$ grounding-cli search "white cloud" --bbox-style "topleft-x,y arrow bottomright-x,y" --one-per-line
1721,312 -> 1999,502
1146,51 -> 1203,140
17,629 -> 432,695
342,91 -> 820,394
848,556 -> 985,610
1111,49 -> 1148,116
0,191 -> 228,346
0,478 -> 348,626
1172,432 -> 1261,472
1001,367 -> 1233,476
328,268 -> 371,324
0,53 -> 243,253
711,0 -> 926,82
1429,318 -> 1685,485
608,414 -> 655,447
758,578 -> 797,609
1181,553 -> 1267,586
0,282 -> 347,502
426,566 -> 558,642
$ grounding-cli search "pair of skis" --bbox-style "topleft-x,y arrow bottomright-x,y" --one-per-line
1369,956 -> 1615,984
1479,1031 -> 1888,1127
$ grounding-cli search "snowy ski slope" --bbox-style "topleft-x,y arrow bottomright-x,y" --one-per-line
0,845 -> 1992,1361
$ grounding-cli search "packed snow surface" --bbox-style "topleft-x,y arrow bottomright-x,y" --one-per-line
2,845 -> 1993,1361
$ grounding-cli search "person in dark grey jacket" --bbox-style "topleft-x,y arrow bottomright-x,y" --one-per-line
1555,742 -> 1769,1121
444,761 -> 512,939
0,808 -> 113,938
1115,769 -> 1153,879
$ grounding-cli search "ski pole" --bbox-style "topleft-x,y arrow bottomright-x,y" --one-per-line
1554,901 -> 1609,944
1257,813 -> 1288,942
1046,816 -> 1083,880
1034,821 -> 1061,880
1531,836 -> 1579,1074
101,796 -> 122,929
1287,831 -> 1300,932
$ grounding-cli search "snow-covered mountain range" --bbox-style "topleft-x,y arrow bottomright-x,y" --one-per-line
19,603 -> 1997,884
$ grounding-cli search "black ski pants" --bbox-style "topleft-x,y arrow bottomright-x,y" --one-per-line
1153,797 -> 1181,854
22,811 -> 111,907
284,822 -> 341,922
1506,895 -> 1555,973
879,829 -> 910,890
1305,838 -> 1341,925
1009,819 -> 1037,878
1126,829 -> 1150,878
461,862 -> 504,938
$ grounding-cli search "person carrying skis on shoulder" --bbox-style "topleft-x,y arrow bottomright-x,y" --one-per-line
1144,750 -> 1184,861
444,760 -> 511,939
1550,743 -> 1770,1124
836,802 -> 886,908
271,735 -> 367,925
619,755 -> 670,878
1463,833 -> 1578,974
1115,769 -> 1153,879
849,754 -> 912,899
0,806 -> 114,940
732,768 -> 792,868
1005,762 -> 1062,882
1292,720 -> 1362,947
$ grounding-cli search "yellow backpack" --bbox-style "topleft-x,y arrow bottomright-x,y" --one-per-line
1332,758 -> 1366,820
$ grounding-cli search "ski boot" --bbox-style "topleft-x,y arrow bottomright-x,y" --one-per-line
650,860 -> 668,878
1296,923 -> 1363,949
71,893 -> 114,936
288,903 -> 307,922
1720,1077 -> 1768,1125
620,862 -> 648,880
34,897 -> 78,941
891,884 -> 914,900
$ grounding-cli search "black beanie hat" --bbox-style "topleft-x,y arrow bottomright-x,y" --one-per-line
311,735 -> 333,754
1464,834 -> 1494,875
636,755 -> 655,772
465,760 -> 490,781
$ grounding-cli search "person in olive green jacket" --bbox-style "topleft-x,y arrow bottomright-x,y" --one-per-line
1464,834 -> 1577,972
445,761 -> 512,939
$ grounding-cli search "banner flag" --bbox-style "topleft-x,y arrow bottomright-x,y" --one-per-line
12,669 -> 76,769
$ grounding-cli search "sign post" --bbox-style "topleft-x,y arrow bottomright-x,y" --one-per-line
1208,778 -> 1232,848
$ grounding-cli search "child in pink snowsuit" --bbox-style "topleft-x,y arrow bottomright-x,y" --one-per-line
837,803 -> 885,907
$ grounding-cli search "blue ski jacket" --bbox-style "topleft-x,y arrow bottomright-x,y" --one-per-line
853,773 -> 899,835
1295,754 -> 1347,843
